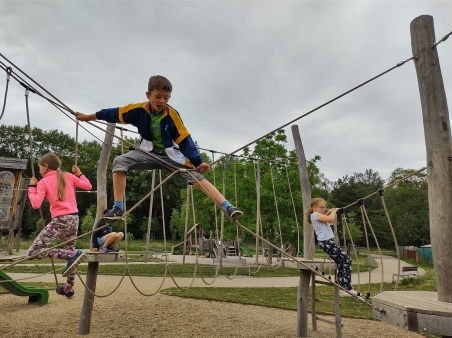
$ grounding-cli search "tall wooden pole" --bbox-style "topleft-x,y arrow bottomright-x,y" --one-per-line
292,125 -> 313,337
95,123 -> 115,225
411,15 -> 452,303
291,125 -> 313,259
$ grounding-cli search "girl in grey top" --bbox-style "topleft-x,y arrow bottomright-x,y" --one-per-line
306,198 -> 358,297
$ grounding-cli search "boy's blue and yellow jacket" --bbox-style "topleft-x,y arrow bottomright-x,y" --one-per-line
96,101 -> 202,168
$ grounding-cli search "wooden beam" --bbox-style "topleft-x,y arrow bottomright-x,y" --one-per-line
291,125 -> 313,260
411,15 -> 452,303
296,269 -> 311,337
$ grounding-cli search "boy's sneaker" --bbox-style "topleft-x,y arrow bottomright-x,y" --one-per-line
107,246 -> 119,252
55,286 -> 75,299
226,205 -> 244,220
62,250 -> 86,277
100,247 -> 110,253
102,206 -> 123,219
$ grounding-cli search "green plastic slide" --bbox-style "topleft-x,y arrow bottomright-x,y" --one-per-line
0,270 -> 49,306
239,242 -> 254,257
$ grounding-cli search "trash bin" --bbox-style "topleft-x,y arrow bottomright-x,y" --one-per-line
418,245 -> 432,263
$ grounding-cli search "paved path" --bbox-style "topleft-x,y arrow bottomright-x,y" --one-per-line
1,250 -> 425,288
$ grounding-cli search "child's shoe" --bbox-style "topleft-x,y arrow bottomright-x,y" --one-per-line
102,206 -> 123,219
339,289 -> 360,297
226,205 -> 244,220
107,246 -> 119,252
100,247 -> 110,253
62,250 -> 86,277
55,285 -> 75,299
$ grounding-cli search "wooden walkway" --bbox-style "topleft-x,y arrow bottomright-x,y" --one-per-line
372,291 -> 452,336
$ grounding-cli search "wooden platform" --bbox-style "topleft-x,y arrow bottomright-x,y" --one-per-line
372,291 -> 452,336
282,258 -> 336,271
84,251 -> 124,262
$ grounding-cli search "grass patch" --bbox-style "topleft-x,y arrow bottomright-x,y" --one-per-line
2,263 -> 302,277
161,275 -> 436,320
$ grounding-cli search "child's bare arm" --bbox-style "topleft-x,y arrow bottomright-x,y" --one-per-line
75,112 -> 97,121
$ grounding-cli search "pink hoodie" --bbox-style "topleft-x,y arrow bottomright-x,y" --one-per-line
28,170 -> 92,218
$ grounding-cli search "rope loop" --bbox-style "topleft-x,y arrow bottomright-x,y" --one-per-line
0,67 -> 12,120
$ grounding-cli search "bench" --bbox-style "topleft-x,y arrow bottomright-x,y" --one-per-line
212,257 -> 250,276
141,247 -> 168,260
392,265 -> 420,282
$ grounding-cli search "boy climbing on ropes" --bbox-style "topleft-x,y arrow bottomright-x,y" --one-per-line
91,214 -> 124,253
27,153 -> 92,299
75,75 -> 243,221
306,198 -> 359,297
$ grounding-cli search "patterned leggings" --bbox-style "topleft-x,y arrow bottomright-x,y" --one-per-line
318,238 -> 352,290
28,214 -> 79,286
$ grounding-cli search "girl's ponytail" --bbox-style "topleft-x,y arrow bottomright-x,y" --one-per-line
38,153 -> 66,201
56,169 -> 66,201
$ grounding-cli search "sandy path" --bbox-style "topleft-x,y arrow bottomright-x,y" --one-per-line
0,252 -> 426,337
0,272 -> 424,338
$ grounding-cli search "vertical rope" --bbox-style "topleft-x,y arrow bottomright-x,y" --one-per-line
358,201 -> 372,296
285,162 -> 300,257
144,170 -> 156,263
24,86 -> 59,287
74,121 -> 79,166
233,156 -> 238,206
0,67 -> 12,120
211,151 -> 219,240
219,161 -> 226,265
159,170 -> 169,262
379,189 -> 401,290
340,211 -> 361,292
182,185 -> 190,267
269,162 -> 283,254
254,160 -> 261,265
361,205 -> 384,295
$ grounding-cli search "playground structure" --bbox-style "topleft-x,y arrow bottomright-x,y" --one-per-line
370,16 -> 452,337
0,270 -> 48,306
0,13 -> 451,338
0,157 -> 28,255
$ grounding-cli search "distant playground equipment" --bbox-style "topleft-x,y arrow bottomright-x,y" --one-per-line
0,270 -> 49,306
239,241 -> 253,257
171,228 -> 253,259
0,157 -> 28,254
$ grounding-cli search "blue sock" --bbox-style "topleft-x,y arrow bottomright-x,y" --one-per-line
221,200 -> 231,211
114,201 -> 124,211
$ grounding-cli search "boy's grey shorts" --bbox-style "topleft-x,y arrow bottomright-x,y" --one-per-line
112,149 -> 205,184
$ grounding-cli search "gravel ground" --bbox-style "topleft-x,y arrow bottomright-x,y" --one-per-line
0,274 -> 425,338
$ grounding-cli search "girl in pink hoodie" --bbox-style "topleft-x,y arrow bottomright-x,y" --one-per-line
28,153 -> 92,299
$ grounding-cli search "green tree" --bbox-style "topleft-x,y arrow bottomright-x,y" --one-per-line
0,124 -> 98,237
179,129 -> 323,254
331,169 -> 386,247
383,168 -> 429,247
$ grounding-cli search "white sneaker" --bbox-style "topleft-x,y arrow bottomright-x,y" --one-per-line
339,289 -> 359,297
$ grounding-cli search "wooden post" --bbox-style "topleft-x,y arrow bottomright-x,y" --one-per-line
311,272 -> 317,331
411,15 -> 452,303
79,261 -> 99,335
94,123 -> 115,226
296,270 -> 311,337
292,125 -> 314,337
291,125 -> 313,259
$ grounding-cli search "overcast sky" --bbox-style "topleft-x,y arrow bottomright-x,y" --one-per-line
0,1 -> 451,183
